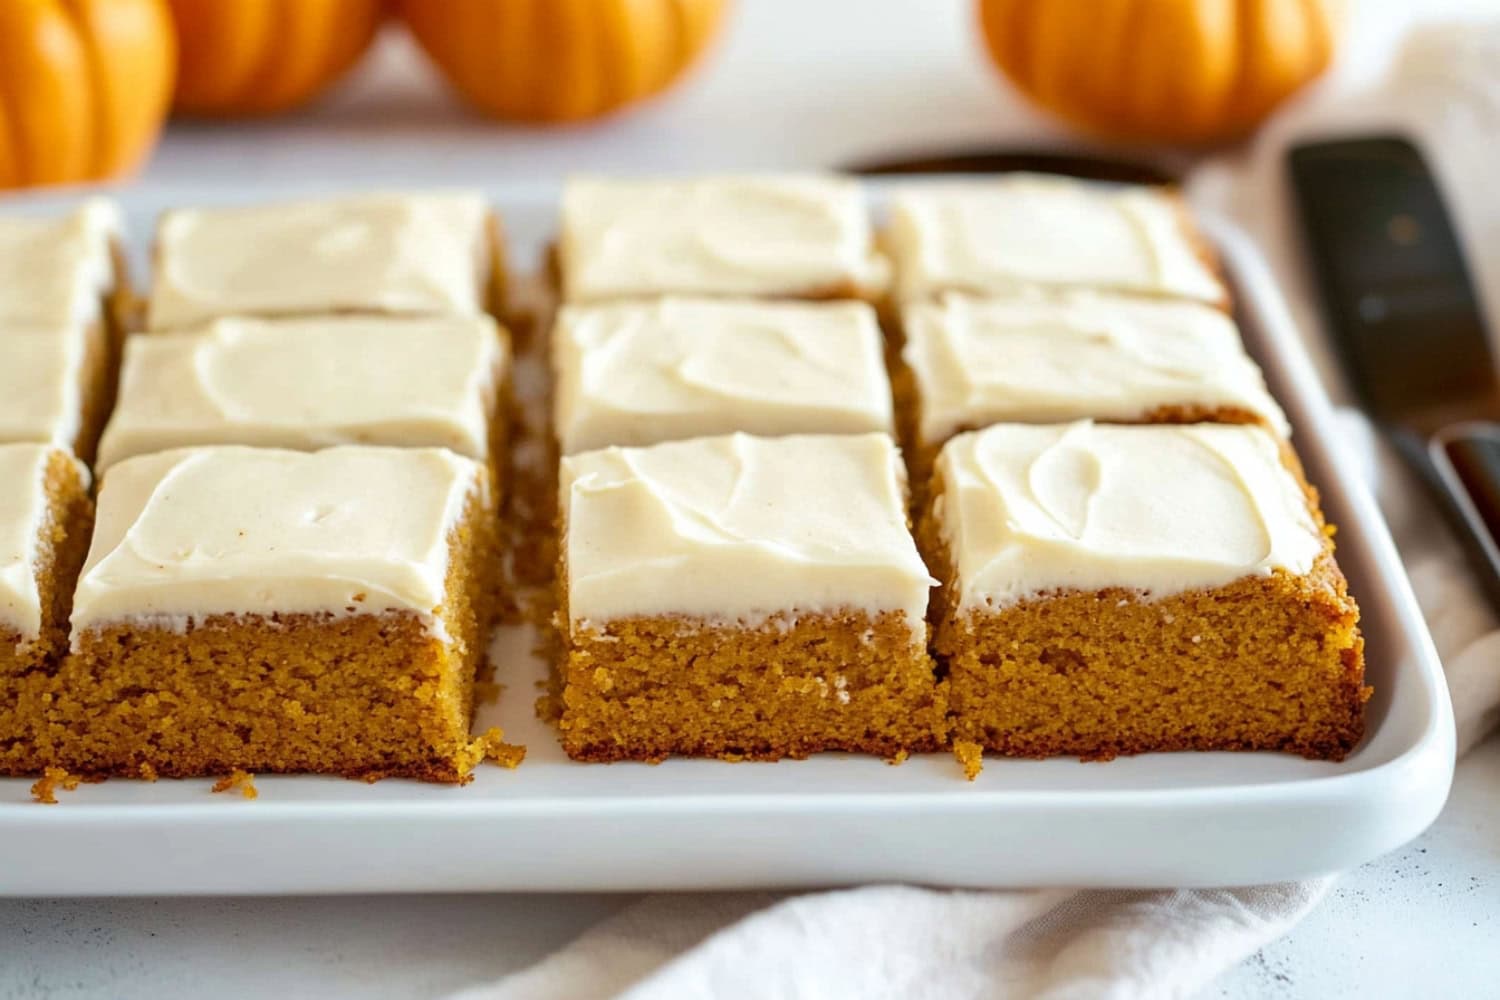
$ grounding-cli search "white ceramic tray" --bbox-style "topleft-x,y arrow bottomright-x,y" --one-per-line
0,183 -> 1455,895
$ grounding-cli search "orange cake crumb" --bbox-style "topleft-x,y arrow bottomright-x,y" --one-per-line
886,749 -> 910,767
30,767 -> 81,804
469,726 -> 527,770
953,741 -> 984,782
138,762 -> 159,782
211,770 -> 258,799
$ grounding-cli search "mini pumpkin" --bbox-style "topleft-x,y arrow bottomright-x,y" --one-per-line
977,0 -> 1344,145
166,0 -> 384,117
395,0 -> 728,123
0,0 -> 175,189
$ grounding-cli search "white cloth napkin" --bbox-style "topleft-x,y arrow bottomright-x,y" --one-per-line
453,22 -> 1500,1000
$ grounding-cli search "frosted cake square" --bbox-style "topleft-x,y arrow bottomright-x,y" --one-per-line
886,175 -> 1226,306
98,315 -> 511,472
0,445 -> 92,776
922,421 -> 1367,765
557,176 -> 888,303
552,297 -> 894,454
899,291 -> 1285,478
0,200 -> 128,334
51,446 -> 502,783
557,432 -> 944,762
146,192 -> 504,330
0,320 -> 114,462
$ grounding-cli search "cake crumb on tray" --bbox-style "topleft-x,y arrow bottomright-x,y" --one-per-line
953,741 -> 984,782
30,767 -> 82,804
469,727 -> 527,770
211,770 -> 258,799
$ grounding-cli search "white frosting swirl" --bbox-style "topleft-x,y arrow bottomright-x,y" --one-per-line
552,297 -> 893,454
98,315 -> 508,471
903,292 -> 1286,448
147,193 -> 493,330
561,433 -> 933,631
936,422 -> 1322,609
0,200 -> 120,327
560,176 -> 888,301
888,175 -> 1225,304
0,323 -> 92,451
72,446 -> 486,636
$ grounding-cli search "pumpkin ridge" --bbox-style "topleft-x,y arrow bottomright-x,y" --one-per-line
396,0 -> 724,124
0,2 -> 94,186
242,0 -> 311,115
58,0 -> 109,177
482,0 -> 524,116
1094,0 -> 1144,131
664,0 -> 689,91
0,44 -> 29,187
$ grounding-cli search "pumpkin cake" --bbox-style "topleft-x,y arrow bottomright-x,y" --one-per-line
97,314 -> 511,472
557,432 -> 945,762
51,445 -> 502,783
885,174 -> 1227,307
552,296 -> 894,454
0,445 -> 92,776
0,320 -> 115,463
922,421 -> 1367,764
146,192 -> 505,330
557,175 -> 889,303
899,291 -> 1286,481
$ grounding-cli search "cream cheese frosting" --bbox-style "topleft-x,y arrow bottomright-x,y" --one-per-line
0,445 -> 85,640
147,192 -> 493,330
97,315 -> 508,471
561,433 -> 933,630
0,200 -> 121,327
0,323 -> 94,451
935,421 -> 1323,610
902,292 -> 1287,448
552,297 -> 894,454
72,446 -> 486,636
887,175 -> 1225,304
559,175 -> 889,302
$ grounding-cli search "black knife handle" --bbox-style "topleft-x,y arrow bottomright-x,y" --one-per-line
1425,423 -> 1500,610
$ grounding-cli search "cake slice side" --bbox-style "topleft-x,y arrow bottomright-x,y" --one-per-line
560,610 -> 948,763
920,421 -> 1368,764
555,432 -> 944,762
0,447 -> 93,775
49,446 -> 502,783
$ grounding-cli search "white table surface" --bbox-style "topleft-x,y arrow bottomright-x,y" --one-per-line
4,2 -> 1497,997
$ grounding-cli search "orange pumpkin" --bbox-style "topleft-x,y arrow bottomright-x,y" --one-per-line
977,0 -> 1344,145
167,0 -> 384,117
395,0 -> 728,124
0,0 -> 175,190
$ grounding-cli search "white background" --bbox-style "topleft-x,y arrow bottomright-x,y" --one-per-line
3,2 -> 1497,996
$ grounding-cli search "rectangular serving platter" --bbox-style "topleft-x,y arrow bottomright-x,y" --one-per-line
0,181 -> 1455,895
